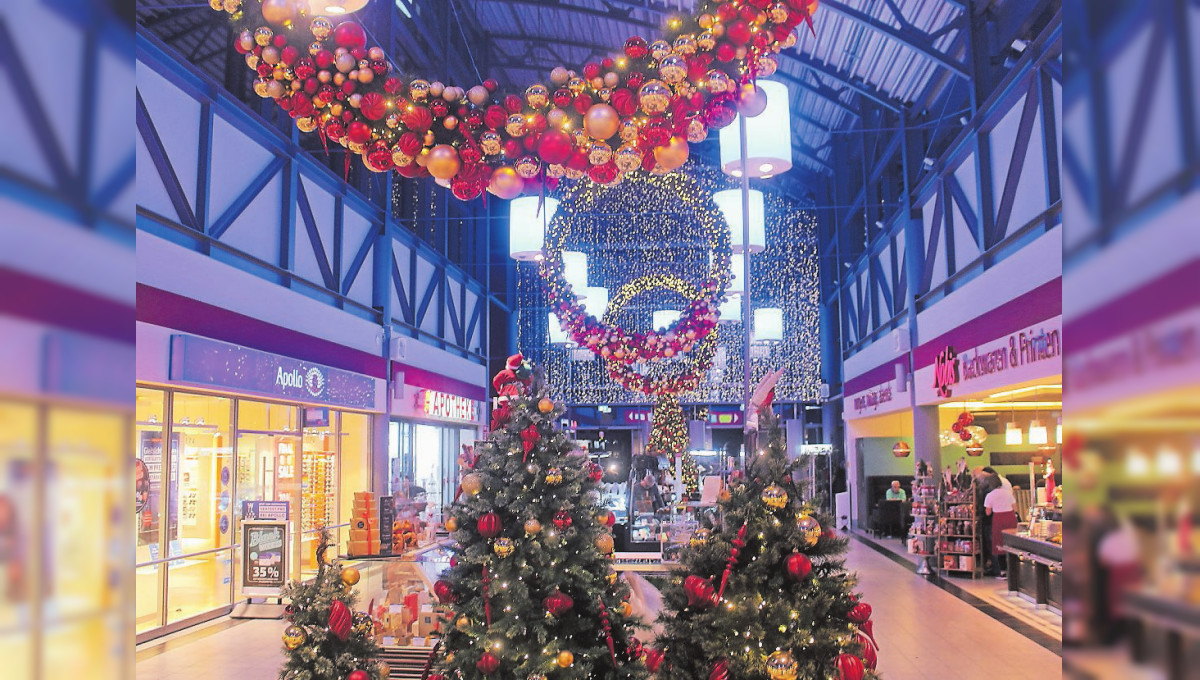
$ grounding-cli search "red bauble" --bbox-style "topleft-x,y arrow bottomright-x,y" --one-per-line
960,412 -> 974,426
280,45 -> 299,66
328,600 -> 352,641
588,162 -> 617,184
785,553 -> 813,581
359,92 -> 387,120
565,149 -> 590,172
346,121 -> 372,145
477,652 -> 500,674
836,653 -> 866,680
502,139 -> 523,159
483,78 -> 499,92
433,579 -> 455,604
430,99 -> 450,118
624,36 -> 649,59
324,120 -> 345,141
477,512 -> 502,538
583,62 -> 601,79
552,510 -> 572,530
451,177 -> 483,201
484,105 -> 508,130
739,4 -> 760,21
537,129 -> 573,164
333,22 -> 366,50
683,575 -> 717,608
503,94 -> 524,113
951,421 -> 962,433
848,601 -> 873,624
858,634 -> 878,670
314,50 -> 333,69
709,660 -> 730,680
544,590 -> 574,617
588,462 -> 604,482
704,96 -> 737,129
645,648 -> 665,672
397,131 -> 422,156
290,94 -> 314,118
572,93 -> 594,115
401,106 -> 433,132
960,430 -> 973,441
715,42 -> 737,62
716,2 -> 739,22
626,71 -> 645,89
611,88 -> 637,117
347,671 -> 368,680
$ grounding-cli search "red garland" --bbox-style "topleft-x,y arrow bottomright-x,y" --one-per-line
597,598 -> 618,667
717,523 -> 747,600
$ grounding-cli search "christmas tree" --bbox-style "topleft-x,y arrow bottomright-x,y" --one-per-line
279,528 -> 386,680
429,354 -> 648,680
651,404 -> 879,680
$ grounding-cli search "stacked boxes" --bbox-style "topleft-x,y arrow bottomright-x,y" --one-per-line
348,491 -> 381,556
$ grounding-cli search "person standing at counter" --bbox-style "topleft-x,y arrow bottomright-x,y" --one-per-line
984,481 -> 1018,578
972,467 -> 1003,576
886,480 -> 907,501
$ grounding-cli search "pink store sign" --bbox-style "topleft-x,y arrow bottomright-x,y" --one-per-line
843,356 -> 910,420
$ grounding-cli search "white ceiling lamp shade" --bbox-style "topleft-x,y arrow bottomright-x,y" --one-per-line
717,295 -> 743,323
548,313 -> 571,346
753,308 -> 783,343
1056,418 -> 1062,444
713,189 -> 765,253
718,79 -> 793,178
1005,421 -> 1023,445
508,196 -> 559,261
581,286 -> 609,319
309,0 -> 370,15
562,251 -> 590,298
652,310 -> 681,332
709,252 -> 747,294
1028,419 -> 1048,446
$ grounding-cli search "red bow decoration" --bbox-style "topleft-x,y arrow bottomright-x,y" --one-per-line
490,403 -> 511,430
520,425 -> 540,461
683,575 -> 718,608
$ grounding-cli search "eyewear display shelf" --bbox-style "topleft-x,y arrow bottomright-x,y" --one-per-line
908,473 -> 939,575
937,482 -> 982,580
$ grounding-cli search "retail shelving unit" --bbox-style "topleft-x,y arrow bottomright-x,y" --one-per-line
937,482 -> 982,579
907,472 -> 939,575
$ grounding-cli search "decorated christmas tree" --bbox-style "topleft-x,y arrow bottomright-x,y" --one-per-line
428,354 -> 648,680
279,528 -> 386,680
650,400 -> 879,680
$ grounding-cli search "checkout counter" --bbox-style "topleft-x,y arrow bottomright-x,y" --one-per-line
1000,510 -> 1063,612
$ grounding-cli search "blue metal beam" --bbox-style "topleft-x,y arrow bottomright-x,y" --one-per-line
820,0 -> 969,79
782,52 -> 903,111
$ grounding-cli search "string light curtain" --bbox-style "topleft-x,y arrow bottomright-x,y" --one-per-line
516,164 -> 820,405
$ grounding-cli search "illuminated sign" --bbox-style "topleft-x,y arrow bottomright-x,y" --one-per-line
419,389 -> 479,422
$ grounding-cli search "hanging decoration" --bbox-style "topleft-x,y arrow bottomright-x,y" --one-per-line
541,172 -> 732,365
210,1 -> 821,195
647,396 -> 700,493
940,411 -> 987,451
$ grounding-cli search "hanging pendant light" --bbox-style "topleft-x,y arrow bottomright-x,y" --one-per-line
892,441 -> 911,458
548,313 -> 571,345
652,310 -> 681,332
718,79 -> 793,178
308,0 -> 370,16
581,286 -> 609,319
562,251 -> 589,296
1005,422 -> 1023,445
713,189 -> 765,253
1028,419 -> 1048,445
753,308 -> 783,343
717,295 -> 743,323
508,196 -> 559,260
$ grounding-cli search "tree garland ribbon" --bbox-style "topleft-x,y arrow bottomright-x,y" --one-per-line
210,0 -> 821,200
717,523 -> 747,600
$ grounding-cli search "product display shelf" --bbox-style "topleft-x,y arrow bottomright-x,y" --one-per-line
937,481 -> 982,579
907,473 -> 939,575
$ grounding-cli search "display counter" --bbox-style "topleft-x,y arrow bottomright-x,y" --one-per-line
1000,529 -> 1062,611
1125,585 -> 1200,680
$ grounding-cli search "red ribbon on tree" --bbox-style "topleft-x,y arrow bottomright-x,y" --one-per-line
481,562 -> 493,626
520,424 -> 540,462
717,523 -> 747,600
597,598 -> 617,667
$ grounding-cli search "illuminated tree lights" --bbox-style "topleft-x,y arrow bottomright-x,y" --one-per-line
648,396 -> 700,494
210,0 -> 821,197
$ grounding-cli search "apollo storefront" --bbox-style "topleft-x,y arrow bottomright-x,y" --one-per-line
135,334 -> 383,639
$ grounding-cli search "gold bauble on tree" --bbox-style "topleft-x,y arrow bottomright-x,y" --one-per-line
618,601 -> 633,617
461,473 -> 483,496
282,624 -> 307,650
426,144 -> 461,180
766,650 -> 799,680
761,484 -> 790,509
341,566 -> 361,586
445,516 -> 459,532
488,167 -> 524,200
544,467 -> 564,485
583,104 -> 621,140
797,514 -> 821,547
378,661 -> 391,679
653,136 -> 689,171
493,537 -> 515,558
538,398 -> 555,413
524,518 -> 542,536
260,0 -> 298,27
595,532 -> 615,554
456,615 -> 470,630
556,651 -> 574,668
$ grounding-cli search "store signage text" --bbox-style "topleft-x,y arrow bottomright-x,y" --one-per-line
933,347 -> 959,397
929,325 -> 1061,398
852,385 -> 893,411
420,389 -> 479,422
170,335 -> 375,409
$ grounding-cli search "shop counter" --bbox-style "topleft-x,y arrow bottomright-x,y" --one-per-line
1125,587 -> 1200,680
1000,529 -> 1062,611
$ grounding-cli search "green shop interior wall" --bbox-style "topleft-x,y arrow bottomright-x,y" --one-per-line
859,436 -> 1062,489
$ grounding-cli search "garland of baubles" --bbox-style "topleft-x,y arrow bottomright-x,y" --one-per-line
210,0 -> 820,201
541,171 -> 731,364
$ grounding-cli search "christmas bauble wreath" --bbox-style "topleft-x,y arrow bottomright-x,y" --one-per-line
209,0 -> 820,200
541,171 -> 732,364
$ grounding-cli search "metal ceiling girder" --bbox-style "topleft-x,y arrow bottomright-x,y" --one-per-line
476,0 -> 657,30
772,71 -> 862,119
781,52 -> 904,111
485,31 -> 617,56
819,0 -> 969,79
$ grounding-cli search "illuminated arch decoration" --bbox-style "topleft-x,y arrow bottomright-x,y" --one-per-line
210,0 -> 819,200
541,171 -> 732,364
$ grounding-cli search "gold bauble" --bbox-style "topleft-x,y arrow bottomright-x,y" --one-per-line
341,566 -> 361,586
583,104 -> 620,141
649,39 -> 671,60
698,13 -> 715,29
619,119 -> 640,143
757,53 -> 780,77
253,26 -> 274,47
282,624 -> 306,650
606,569 -> 619,585
480,131 -> 502,156
409,79 -> 430,101
673,34 -> 697,55
260,0 -> 298,26
378,662 -> 391,679
538,398 -> 555,413
596,533 -> 615,554
658,55 -> 688,84
544,467 -> 564,485
524,518 -> 542,536
310,16 -> 333,39
525,83 -> 550,109
505,113 -> 527,138
426,144 -> 461,180
706,69 -> 733,94
556,651 -> 574,668
614,143 -> 642,172
588,141 -> 613,166
638,80 -> 672,115
487,167 -> 524,200
689,527 -> 711,548
567,76 -> 587,95
222,0 -> 241,12
686,116 -> 708,143
697,31 -> 716,51
545,163 -> 566,178
461,472 -> 483,496
652,136 -> 689,171
209,0 -> 223,10
296,117 -> 317,133
618,601 -> 633,617
761,484 -> 789,509
766,650 -> 799,680
797,514 -> 821,547
493,537 -> 516,558
456,615 -> 470,630
445,516 -> 459,532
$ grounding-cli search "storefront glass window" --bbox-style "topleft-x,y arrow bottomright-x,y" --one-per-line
336,411 -> 372,553
166,393 -> 234,625
0,401 -> 36,675
135,388 -> 165,633
299,410 -> 337,576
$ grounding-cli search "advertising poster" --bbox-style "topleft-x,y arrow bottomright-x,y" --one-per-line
378,496 -> 395,556
242,520 -> 287,596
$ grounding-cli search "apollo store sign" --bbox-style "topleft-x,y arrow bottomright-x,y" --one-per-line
169,335 -> 376,409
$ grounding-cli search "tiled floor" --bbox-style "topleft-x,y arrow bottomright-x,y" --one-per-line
136,539 -> 1063,679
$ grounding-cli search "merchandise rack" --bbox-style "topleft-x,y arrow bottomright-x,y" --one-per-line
907,472 -> 939,575
937,481 -> 982,579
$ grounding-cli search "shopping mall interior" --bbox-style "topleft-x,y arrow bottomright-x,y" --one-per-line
3,1 -> 1199,679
